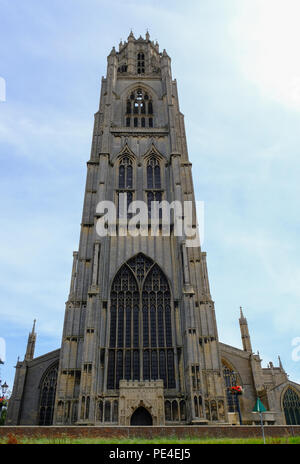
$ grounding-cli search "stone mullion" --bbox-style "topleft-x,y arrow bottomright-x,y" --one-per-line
120,292 -> 125,386
130,291 -> 134,380
123,292 -> 128,381
147,293 -> 151,380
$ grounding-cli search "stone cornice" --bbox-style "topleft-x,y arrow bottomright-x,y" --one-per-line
110,127 -> 169,136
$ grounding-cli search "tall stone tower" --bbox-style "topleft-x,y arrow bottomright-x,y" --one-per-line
53,32 -> 227,426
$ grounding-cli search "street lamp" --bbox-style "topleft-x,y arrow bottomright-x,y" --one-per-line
1,382 -> 8,396
0,380 -> 9,416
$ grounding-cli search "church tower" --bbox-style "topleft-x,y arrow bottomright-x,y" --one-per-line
53,32 -> 227,425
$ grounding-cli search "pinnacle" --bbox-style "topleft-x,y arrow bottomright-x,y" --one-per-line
240,306 -> 244,318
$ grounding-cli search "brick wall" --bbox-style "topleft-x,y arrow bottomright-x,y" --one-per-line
0,425 -> 299,440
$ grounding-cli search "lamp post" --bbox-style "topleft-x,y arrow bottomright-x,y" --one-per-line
0,379 -> 9,417
1,381 -> 8,395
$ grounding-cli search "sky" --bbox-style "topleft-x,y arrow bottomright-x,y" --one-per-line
0,0 -> 300,391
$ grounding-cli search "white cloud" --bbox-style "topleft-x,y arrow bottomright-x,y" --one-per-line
0,105 -> 91,164
231,0 -> 300,110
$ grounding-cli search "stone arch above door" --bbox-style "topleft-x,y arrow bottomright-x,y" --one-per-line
118,379 -> 165,426
130,406 -> 153,426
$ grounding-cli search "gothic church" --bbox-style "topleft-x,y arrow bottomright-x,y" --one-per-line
7,33 -> 300,427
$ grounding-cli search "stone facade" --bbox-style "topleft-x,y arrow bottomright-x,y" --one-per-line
6,33 -> 300,427
119,380 -> 165,426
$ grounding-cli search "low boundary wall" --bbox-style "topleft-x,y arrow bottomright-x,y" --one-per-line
0,425 -> 299,440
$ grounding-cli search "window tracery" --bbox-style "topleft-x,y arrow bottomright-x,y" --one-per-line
118,156 -> 134,218
38,363 -> 58,425
107,253 -> 175,390
146,157 -> 162,218
283,388 -> 300,425
125,88 -> 154,128
222,361 -> 241,415
164,399 -> 186,422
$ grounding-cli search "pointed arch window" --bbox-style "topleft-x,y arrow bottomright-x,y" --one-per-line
283,388 -> 300,425
147,157 -> 161,189
222,361 -> 241,414
146,156 -> 162,219
165,401 -> 171,421
125,88 -> 154,128
38,362 -> 58,425
104,401 -> 111,422
107,254 -> 176,390
118,156 -> 133,189
180,400 -> 186,421
118,155 -> 134,219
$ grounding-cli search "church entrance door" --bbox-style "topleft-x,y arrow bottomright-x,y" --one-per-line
130,407 -> 153,426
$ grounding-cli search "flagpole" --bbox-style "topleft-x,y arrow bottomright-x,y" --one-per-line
253,398 -> 267,445
260,411 -> 266,445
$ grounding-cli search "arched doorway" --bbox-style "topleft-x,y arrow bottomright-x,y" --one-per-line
130,407 -> 153,426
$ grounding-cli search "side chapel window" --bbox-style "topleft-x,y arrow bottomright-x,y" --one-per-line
222,362 -> 241,414
38,363 -> 58,425
283,388 -> 300,425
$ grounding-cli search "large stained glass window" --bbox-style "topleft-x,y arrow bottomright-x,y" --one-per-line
283,388 -> 300,425
107,253 -> 176,390
38,362 -> 58,425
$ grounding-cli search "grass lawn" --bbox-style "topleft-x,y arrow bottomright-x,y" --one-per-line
0,435 -> 299,444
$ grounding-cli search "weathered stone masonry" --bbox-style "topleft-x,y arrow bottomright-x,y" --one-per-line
6,33 -> 300,427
